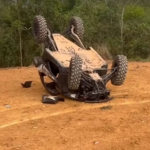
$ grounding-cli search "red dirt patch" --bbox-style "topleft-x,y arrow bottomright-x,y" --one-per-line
0,61 -> 150,150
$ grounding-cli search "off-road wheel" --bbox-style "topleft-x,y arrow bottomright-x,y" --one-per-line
68,55 -> 83,90
111,55 -> 128,86
69,16 -> 84,39
33,15 -> 48,43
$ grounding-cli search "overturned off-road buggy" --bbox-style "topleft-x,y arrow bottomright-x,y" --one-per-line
32,15 -> 128,103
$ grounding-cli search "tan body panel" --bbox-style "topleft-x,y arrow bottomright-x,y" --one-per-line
46,34 -> 107,70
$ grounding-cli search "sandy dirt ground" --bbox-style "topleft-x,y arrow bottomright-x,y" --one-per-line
0,61 -> 150,150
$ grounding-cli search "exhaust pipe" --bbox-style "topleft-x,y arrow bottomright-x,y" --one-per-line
33,57 -> 56,82
38,64 -> 57,82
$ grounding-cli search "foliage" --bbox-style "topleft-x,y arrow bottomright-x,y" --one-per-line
0,0 -> 150,67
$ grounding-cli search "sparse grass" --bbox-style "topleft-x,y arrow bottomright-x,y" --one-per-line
100,105 -> 112,110
128,56 -> 150,62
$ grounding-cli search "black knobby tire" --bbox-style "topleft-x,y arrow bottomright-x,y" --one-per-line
69,16 -> 84,39
68,55 -> 83,90
111,55 -> 128,86
33,15 -> 48,43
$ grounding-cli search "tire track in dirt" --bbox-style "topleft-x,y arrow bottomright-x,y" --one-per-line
1,98 -> 150,129
0,62 -> 150,128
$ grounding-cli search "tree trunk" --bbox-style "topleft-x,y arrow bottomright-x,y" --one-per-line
16,0 -> 23,67
18,29 -> 23,66
120,7 -> 125,54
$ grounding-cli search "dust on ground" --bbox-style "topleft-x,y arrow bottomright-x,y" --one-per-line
0,61 -> 150,150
